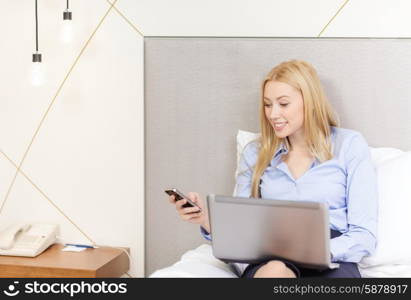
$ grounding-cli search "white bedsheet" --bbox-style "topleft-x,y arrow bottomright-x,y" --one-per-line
149,244 -> 238,278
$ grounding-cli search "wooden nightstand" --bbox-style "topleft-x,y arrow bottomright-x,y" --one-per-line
0,244 -> 130,277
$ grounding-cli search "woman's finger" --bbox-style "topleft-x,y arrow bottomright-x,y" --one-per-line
182,206 -> 201,214
188,192 -> 202,206
182,212 -> 201,221
168,195 -> 175,203
186,192 -> 196,202
176,199 -> 187,209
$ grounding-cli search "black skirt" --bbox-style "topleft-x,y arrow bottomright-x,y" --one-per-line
241,229 -> 361,278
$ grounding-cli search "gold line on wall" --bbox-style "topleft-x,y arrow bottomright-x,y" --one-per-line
0,149 -> 97,245
0,0 -> 119,216
0,0 -> 119,238
0,0 -> 134,276
0,148 -> 133,277
106,0 -> 144,37
317,0 -> 350,37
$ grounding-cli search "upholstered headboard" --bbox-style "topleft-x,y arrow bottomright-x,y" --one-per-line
144,38 -> 411,275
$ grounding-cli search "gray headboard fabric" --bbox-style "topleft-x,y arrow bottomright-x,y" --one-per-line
144,37 -> 411,275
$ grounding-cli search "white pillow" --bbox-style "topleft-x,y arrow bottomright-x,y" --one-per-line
235,129 -> 411,277
235,130 -> 261,178
233,130 -> 261,196
369,147 -> 404,165
359,152 -> 411,266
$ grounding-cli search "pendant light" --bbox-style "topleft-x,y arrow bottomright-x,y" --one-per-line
30,0 -> 45,86
61,0 -> 73,43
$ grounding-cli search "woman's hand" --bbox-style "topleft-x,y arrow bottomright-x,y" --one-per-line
168,192 -> 211,234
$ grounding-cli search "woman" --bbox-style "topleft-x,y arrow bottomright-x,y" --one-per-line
168,59 -> 378,278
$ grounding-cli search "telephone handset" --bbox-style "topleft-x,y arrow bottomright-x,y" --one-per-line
0,224 -> 32,249
0,223 -> 59,257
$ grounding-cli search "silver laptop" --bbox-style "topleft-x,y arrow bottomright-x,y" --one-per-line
206,194 -> 339,270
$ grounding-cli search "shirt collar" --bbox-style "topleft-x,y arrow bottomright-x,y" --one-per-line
274,141 -> 289,158
272,127 -> 335,166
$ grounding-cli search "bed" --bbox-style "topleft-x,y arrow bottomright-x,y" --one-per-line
145,38 -> 411,277
150,130 -> 411,277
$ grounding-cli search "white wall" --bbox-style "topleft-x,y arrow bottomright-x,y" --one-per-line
118,0 -> 411,37
0,0 -> 144,277
1,0 -> 409,277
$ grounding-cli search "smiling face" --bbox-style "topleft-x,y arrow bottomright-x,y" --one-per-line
263,80 -> 306,149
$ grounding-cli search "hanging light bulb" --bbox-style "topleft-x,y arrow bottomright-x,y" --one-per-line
30,0 -> 45,86
29,60 -> 46,86
61,0 -> 73,43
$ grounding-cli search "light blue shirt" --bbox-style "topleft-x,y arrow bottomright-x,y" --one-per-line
201,126 -> 378,263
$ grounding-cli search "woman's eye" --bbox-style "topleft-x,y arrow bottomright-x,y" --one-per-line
280,103 -> 288,107
264,103 -> 272,107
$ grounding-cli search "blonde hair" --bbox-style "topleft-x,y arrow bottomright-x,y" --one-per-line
250,59 -> 339,198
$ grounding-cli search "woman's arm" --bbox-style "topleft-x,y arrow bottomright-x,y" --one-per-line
330,133 -> 378,262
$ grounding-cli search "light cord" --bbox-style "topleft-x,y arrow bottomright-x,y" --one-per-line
35,0 -> 39,52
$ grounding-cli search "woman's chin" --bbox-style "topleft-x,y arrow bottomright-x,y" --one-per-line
274,130 -> 288,138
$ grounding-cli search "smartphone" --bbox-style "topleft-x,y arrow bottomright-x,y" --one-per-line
165,188 -> 202,211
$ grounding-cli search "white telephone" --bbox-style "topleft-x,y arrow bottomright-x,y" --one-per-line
0,223 -> 59,257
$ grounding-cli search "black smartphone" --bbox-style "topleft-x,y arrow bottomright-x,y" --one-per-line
165,188 -> 202,211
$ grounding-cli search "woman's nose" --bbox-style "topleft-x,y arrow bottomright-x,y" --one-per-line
270,104 -> 281,119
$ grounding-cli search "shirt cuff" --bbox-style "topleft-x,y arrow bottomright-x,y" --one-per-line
200,226 -> 212,241
330,236 -> 347,262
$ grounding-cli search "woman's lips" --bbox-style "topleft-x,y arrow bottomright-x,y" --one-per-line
273,122 -> 287,131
